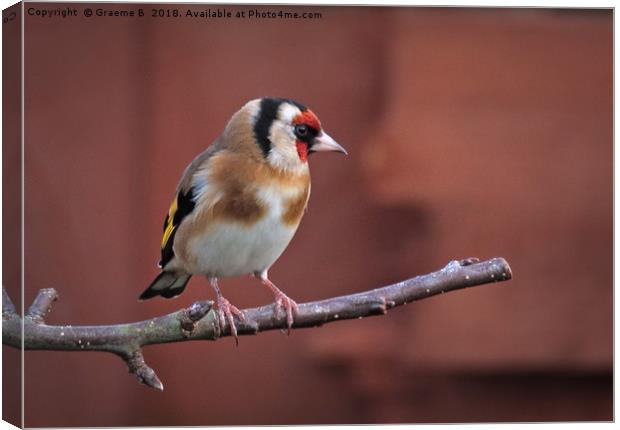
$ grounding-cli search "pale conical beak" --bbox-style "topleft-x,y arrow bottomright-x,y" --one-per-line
311,132 -> 348,155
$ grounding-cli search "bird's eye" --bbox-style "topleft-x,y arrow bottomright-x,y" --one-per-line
294,124 -> 308,138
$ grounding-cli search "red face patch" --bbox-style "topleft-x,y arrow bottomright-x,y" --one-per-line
293,110 -> 320,163
296,141 -> 309,162
292,110 -> 321,131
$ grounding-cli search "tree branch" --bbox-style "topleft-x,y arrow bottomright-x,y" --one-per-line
2,257 -> 512,390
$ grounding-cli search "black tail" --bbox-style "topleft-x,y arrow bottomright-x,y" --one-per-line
139,272 -> 192,300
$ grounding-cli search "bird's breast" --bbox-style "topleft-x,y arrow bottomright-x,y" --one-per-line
176,177 -> 310,278
256,181 -> 310,227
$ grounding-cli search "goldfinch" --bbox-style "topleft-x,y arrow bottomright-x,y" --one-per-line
139,97 -> 347,342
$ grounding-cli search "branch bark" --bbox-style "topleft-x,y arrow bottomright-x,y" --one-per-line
2,257 -> 512,390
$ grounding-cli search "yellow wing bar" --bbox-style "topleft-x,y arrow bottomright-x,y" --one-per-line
161,197 -> 178,249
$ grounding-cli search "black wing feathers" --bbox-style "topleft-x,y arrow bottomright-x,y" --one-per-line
159,187 -> 196,268
139,272 -> 191,300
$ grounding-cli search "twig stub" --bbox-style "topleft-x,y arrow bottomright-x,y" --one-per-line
124,350 -> 164,391
26,288 -> 59,324
179,300 -> 213,334
2,287 -> 17,320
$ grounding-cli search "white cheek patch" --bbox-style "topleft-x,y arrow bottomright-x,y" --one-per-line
267,126 -> 297,165
267,141 -> 306,173
270,104 -> 299,148
266,103 -> 307,172
269,121 -> 295,148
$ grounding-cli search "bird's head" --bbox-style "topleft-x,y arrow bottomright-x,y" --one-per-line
229,97 -> 347,172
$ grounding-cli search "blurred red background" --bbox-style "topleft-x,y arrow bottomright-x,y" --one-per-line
3,4 -> 612,426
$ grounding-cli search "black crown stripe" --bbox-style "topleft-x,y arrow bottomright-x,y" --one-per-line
253,97 -> 307,157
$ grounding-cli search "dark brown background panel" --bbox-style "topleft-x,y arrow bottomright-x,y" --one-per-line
3,2 -> 23,428
20,5 -> 611,426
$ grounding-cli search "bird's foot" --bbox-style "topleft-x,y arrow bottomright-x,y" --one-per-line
255,272 -> 299,335
273,291 -> 299,334
216,296 -> 245,346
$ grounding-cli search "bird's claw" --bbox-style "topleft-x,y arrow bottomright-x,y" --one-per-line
273,292 -> 299,334
216,296 -> 245,346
